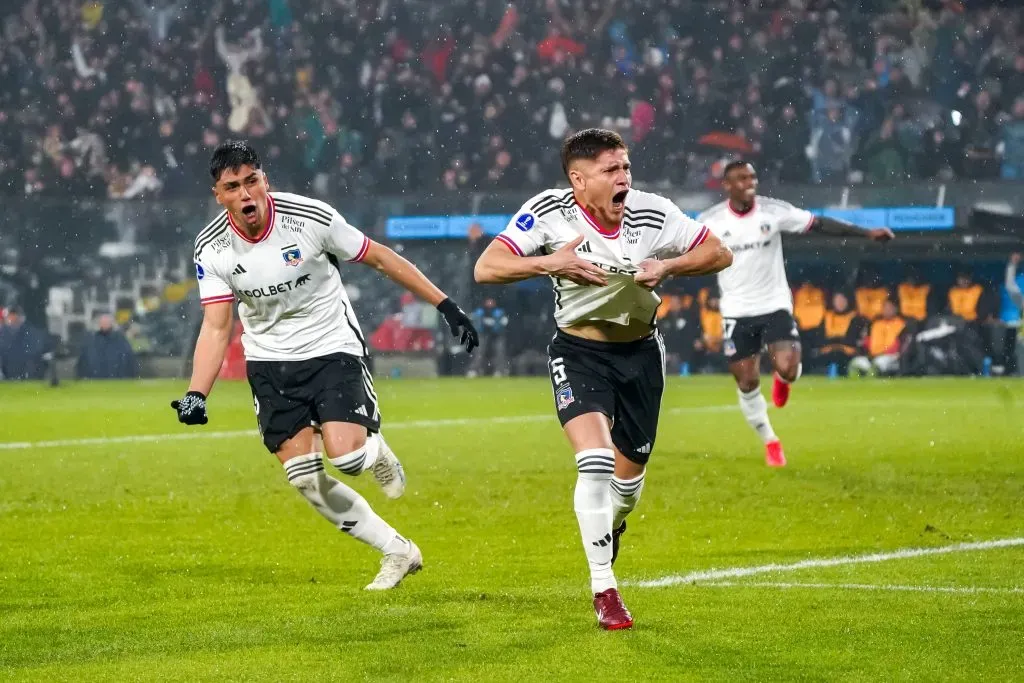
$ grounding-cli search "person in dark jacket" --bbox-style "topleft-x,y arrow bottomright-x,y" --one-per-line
467,298 -> 508,377
77,314 -> 139,379
0,306 -> 49,380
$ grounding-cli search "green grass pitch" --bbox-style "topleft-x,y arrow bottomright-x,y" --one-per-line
1,376 -> 1022,681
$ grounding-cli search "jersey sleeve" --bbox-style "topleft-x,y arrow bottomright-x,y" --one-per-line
493,200 -> 554,257
321,208 -> 371,262
659,204 -> 711,257
773,200 -> 815,234
194,257 -> 234,306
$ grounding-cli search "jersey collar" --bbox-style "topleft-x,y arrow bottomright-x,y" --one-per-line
727,198 -> 756,218
228,194 -> 276,244
574,198 -> 620,239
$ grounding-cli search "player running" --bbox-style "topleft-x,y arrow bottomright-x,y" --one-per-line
474,129 -> 732,630
171,141 -> 479,590
698,161 -> 893,467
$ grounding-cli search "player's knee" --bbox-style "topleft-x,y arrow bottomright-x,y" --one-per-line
323,431 -> 368,462
777,360 -> 800,383
737,376 -> 760,393
575,448 -> 615,480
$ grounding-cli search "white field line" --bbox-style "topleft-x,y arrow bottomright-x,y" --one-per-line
631,538 -> 1024,588
698,581 -> 1024,595
0,404 -> 735,451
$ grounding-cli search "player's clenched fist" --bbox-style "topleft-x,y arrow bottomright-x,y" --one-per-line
171,391 -> 208,425
542,236 -> 608,287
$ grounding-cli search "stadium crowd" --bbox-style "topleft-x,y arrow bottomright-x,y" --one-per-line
2,0 -> 1024,200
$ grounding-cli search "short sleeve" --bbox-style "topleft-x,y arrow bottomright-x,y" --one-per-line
195,259 -> 234,306
323,209 -> 371,262
774,200 -> 815,234
659,204 -> 710,257
493,204 -> 552,257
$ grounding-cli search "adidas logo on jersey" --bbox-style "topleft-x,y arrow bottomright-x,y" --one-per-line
233,264 -> 247,275
577,241 -> 593,254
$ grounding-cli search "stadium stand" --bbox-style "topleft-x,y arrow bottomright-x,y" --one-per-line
1,0 -> 1022,378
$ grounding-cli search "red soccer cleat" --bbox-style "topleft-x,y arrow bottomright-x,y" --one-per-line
593,588 -> 634,630
765,440 -> 786,467
772,374 -> 791,408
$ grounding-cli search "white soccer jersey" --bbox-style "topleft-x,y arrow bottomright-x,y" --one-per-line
494,188 -> 709,328
697,197 -> 814,319
193,191 -> 371,361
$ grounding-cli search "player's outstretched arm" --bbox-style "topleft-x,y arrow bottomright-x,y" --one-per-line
474,236 -> 607,286
634,233 -> 733,289
171,300 -> 233,425
811,216 -> 894,241
360,240 -> 480,352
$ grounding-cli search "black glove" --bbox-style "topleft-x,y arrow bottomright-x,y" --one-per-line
171,391 -> 209,425
437,297 -> 479,353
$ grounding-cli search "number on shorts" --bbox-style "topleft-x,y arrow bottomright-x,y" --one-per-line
722,318 -> 737,340
253,395 -> 260,415
550,357 -> 568,384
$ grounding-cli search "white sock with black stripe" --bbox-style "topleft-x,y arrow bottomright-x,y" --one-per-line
329,433 -> 382,476
574,448 -> 616,594
283,453 -> 408,555
610,472 -> 645,529
738,387 -> 778,444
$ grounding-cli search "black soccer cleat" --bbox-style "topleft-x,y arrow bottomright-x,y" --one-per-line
611,521 -> 627,566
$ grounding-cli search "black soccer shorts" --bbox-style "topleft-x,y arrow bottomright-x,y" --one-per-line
722,309 -> 800,361
546,330 -> 666,465
246,352 -> 380,453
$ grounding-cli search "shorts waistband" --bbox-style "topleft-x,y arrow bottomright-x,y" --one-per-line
553,328 -> 660,354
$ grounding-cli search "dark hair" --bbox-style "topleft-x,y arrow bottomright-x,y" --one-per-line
209,140 -> 262,182
723,160 -> 753,177
560,128 -> 627,178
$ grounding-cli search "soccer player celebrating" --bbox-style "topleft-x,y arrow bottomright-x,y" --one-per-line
697,161 -> 893,467
474,129 -> 732,630
172,141 -> 479,590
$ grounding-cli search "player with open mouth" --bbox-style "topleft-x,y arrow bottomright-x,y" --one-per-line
172,140 -> 480,590
475,128 -> 733,630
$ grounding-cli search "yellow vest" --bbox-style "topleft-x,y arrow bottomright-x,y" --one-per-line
869,317 -> 906,357
948,284 -> 983,322
898,284 -> 930,321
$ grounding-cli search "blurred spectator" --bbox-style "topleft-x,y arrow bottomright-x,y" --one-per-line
813,292 -> 866,375
656,293 -> 699,375
947,270 -> 989,324
467,297 -> 508,378
856,275 -> 890,321
861,118 -> 910,183
850,300 -> 908,377
793,280 -> 826,352
997,253 -> 1024,376
76,314 -> 139,379
807,106 -> 854,184
3,1 -> 1024,195
897,270 -> 933,323
947,268 -> 997,369
999,97 -> 1024,180
0,306 -> 49,380
692,290 -> 725,374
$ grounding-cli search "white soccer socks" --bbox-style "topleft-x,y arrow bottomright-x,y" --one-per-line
610,472 -> 645,530
283,453 -> 408,555
738,387 -> 778,444
328,432 -> 383,476
574,448 -> 617,594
